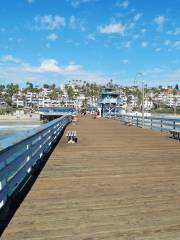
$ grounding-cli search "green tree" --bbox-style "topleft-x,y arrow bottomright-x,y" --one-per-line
60,100 -> 65,107
48,89 -> 59,99
26,82 -> 34,92
82,98 -> 88,108
0,85 -> 5,92
175,84 -> 179,91
0,85 -> 5,97
50,83 -> 56,90
5,83 -> 19,106
65,85 -> 74,100
43,84 -> 50,89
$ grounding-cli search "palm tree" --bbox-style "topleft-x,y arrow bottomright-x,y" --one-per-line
48,90 -> 58,99
5,83 -> 19,106
43,84 -> 50,89
65,85 -> 74,100
26,82 -> 34,92
0,85 -> 5,97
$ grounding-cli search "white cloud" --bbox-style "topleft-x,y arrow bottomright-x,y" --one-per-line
0,55 -> 180,86
166,27 -> 180,36
37,59 -> 61,73
64,62 -> 82,72
0,55 -> 109,85
154,15 -> 166,31
116,0 -> 129,9
155,47 -> 161,52
79,21 -> 86,32
174,28 -> 180,35
174,41 -> 180,49
68,0 -> 97,8
133,34 -> 140,40
47,33 -> 58,41
26,0 -> 34,3
144,68 -> 164,75
26,59 -> 83,75
1,55 -> 20,63
133,13 -> 143,22
69,16 -> 86,31
122,41 -> 131,48
87,33 -> 96,40
141,28 -> 147,33
121,59 -> 129,64
69,16 -> 76,29
143,67 -> 180,85
141,41 -> 148,48
34,15 -> 66,30
98,23 -> 125,35
127,22 -> 135,30
164,39 -> 171,46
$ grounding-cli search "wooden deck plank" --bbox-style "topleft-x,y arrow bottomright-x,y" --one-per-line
2,117 -> 180,240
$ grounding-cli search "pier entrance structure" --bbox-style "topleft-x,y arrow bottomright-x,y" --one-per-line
1,116 -> 180,239
99,88 -> 124,116
38,107 -> 77,121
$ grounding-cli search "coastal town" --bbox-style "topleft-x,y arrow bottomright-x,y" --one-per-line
0,81 -> 180,114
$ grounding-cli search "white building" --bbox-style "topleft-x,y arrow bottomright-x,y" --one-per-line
164,94 -> 180,107
25,92 -> 38,107
144,97 -> 153,110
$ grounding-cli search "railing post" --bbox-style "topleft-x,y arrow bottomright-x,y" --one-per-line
173,120 -> 176,130
137,117 -> 138,127
160,119 -> 163,132
4,156 -> 9,206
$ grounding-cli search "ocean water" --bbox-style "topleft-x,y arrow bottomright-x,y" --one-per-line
0,122 -> 40,140
152,114 -> 180,119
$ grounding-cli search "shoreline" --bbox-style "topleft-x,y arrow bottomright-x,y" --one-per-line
0,113 -> 40,122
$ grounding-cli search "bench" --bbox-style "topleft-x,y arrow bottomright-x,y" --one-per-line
169,130 -> 180,140
66,130 -> 78,143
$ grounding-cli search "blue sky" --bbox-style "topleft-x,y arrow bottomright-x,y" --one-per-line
0,0 -> 180,87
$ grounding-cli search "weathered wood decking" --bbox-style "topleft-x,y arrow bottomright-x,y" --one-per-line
2,117 -> 180,239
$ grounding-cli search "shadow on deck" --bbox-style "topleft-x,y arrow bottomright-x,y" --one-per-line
0,130 -> 65,237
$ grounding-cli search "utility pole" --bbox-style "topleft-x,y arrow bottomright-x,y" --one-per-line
142,80 -> 145,128
135,72 -> 145,128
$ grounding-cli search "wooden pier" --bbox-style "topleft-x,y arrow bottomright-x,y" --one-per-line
2,117 -> 180,239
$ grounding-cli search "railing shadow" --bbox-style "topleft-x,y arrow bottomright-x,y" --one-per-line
0,128 -> 66,237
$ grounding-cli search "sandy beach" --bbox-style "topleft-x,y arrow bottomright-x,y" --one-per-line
0,113 -> 40,121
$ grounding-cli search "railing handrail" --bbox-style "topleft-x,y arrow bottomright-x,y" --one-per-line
114,113 -> 180,122
104,113 -> 180,132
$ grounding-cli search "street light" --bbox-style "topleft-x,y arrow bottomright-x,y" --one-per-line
135,72 -> 145,128
142,80 -> 145,128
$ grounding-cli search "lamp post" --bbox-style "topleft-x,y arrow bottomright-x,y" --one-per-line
142,80 -> 145,128
135,72 -> 145,128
